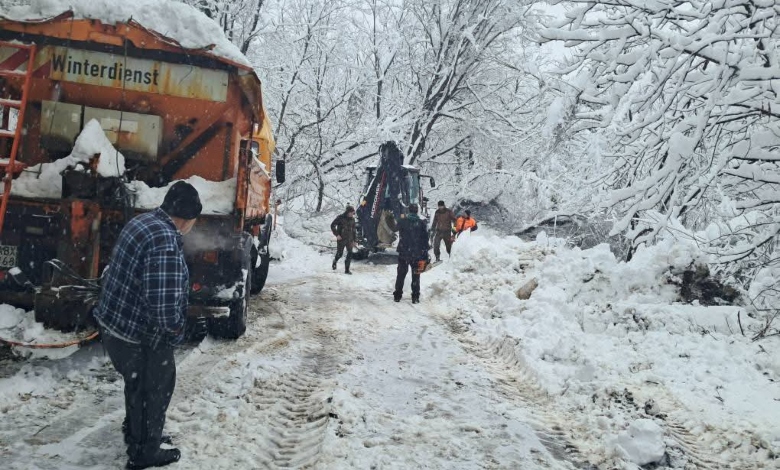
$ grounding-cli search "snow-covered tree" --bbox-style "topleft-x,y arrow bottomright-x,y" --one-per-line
175,0 -> 586,226
541,1 -> 780,316
185,0 -> 268,53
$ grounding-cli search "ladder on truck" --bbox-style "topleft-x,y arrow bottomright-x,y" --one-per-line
0,42 -> 35,236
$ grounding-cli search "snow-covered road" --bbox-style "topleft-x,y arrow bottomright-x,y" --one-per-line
0,268 -> 577,469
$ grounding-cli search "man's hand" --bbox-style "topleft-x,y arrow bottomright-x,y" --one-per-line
336,235 -> 342,241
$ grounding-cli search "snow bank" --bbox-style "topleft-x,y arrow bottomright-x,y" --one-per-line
426,231 -> 780,466
2,0 -> 250,67
8,119 -> 126,198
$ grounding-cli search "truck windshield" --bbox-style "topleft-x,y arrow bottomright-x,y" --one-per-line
406,172 -> 420,204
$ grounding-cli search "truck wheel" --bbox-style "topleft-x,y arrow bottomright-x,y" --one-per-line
251,247 -> 270,294
251,215 -> 273,295
208,273 -> 250,339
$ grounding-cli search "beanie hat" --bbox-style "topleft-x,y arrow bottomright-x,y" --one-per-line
161,181 -> 202,220
408,204 -> 419,214
345,205 -> 355,214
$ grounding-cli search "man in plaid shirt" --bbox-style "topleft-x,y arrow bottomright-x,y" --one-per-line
94,181 -> 201,470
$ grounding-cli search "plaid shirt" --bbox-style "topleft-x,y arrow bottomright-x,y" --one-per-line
94,208 -> 188,346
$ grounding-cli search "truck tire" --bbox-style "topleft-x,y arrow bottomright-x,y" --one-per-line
251,215 -> 273,294
251,247 -> 270,294
208,272 -> 250,339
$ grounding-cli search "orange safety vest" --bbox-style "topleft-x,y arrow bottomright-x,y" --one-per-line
456,216 -> 476,233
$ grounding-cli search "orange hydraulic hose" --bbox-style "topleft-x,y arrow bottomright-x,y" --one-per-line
0,331 -> 99,349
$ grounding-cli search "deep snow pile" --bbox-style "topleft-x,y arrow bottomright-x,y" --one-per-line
8,119 -> 125,199
2,0 -> 250,66
425,230 -> 780,467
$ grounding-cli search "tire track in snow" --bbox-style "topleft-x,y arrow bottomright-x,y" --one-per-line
163,280 -> 345,469
245,325 -> 340,468
626,382 -> 766,469
441,318 -> 591,469
440,314 -> 761,469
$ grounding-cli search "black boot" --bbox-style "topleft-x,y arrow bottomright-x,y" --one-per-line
393,292 -> 401,302
332,259 -> 337,270
123,419 -> 173,446
126,448 -> 181,470
412,295 -> 419,304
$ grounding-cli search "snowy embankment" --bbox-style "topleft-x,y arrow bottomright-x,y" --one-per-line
424,229 -> 779,467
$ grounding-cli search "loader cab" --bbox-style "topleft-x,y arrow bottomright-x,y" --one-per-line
361,165 -> 426,214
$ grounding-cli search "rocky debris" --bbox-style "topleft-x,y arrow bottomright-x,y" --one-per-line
644,399 -> 662,418
515,278 -> 538,300
667,264 -> 740,306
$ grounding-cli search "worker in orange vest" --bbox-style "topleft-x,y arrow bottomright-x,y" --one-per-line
455,210 -> 477,237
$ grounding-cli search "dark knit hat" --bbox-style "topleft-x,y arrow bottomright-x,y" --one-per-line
161,181 -> 202,220
345,205 -> 355,214
408,204 -> 419,213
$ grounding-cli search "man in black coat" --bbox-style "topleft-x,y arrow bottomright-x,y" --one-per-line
393,204 -> 430,303
331,205 -> 357,274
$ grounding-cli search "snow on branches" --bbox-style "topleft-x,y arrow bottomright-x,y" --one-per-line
540,1 -> 780,316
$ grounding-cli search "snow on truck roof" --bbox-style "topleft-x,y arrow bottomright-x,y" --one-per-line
0,0 -> 252,68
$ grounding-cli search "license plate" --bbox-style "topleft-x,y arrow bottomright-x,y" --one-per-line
0,245 -> 18,268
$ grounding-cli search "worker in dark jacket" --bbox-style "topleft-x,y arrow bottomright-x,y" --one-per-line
331,205 -> 357,274
93,181 -> 201,470
394,204 -> 430,304
431,200 -> 457,262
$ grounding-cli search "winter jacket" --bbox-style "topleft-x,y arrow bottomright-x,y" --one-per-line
397,213 -> 430,261
455,216 -> 477,234
93,208 -> 188,347
431,207 -> 457,233
331,212 -> 357,245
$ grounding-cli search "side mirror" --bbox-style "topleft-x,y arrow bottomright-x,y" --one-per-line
429,177 -> 436,188
276,159 -> 286,184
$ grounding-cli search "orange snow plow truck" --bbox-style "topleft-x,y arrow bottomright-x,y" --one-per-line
0,11 -> 283,339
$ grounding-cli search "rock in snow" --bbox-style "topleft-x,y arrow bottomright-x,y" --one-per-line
515,277 -> 538,300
